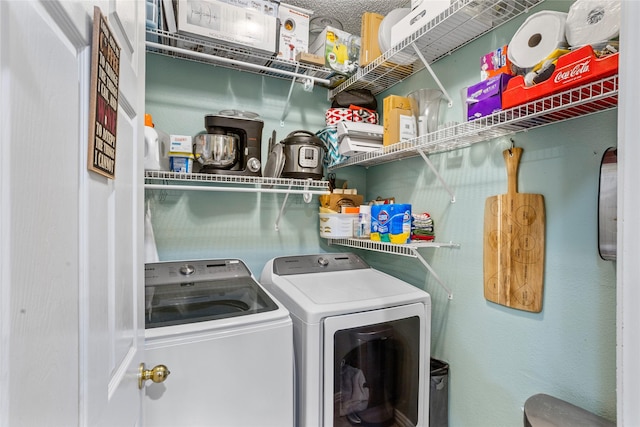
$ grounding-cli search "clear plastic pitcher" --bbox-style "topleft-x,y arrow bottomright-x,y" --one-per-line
407,89 -> 444,136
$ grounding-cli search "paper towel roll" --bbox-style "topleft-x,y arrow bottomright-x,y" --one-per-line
507,11 -> 568,71
565,0 -> 621,47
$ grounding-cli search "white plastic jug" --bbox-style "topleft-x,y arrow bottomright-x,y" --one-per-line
144,114 -> 170,171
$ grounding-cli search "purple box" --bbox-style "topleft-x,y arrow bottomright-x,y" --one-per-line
466,74 -> 513,121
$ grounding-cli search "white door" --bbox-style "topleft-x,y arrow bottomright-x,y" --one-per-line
0,1 -> 146,426
618,2 -> 640,426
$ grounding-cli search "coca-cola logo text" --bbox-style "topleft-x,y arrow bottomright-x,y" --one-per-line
554,59 -> 591,84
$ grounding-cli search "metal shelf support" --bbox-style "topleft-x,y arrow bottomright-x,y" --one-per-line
327,238 -> 458,299
275,185 -> 292,232
416,148 -> 456,203
412,43 -> 454,107
280,63 -> 310,126
412,249 -> 453,299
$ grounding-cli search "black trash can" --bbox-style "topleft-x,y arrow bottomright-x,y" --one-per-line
430,358 -> 449,427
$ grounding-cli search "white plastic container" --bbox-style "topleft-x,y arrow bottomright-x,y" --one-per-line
169,154 -> 194,173
144,114 -> 170,171
319,213 -> 358,238
356,205 -> 371,239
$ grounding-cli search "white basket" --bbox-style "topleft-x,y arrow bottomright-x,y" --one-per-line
319,213 -> 357,238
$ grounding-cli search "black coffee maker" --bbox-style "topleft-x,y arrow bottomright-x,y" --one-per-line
196,112 -> 263,176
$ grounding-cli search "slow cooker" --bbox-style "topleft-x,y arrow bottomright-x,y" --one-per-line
280,130 -> 326,180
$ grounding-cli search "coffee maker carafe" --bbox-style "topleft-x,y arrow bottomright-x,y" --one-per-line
194,112 -> 263,176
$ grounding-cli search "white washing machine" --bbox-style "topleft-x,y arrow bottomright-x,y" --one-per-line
260,253 -> 431,427
144,258 -> 294,427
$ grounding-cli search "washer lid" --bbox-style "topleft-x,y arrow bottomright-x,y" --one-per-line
145,277 -> 279,329
145,259 -> 281,329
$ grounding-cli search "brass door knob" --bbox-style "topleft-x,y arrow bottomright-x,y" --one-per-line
138,363 -> 170,389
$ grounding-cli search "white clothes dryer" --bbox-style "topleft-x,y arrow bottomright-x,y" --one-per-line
144,258 -> 294,427
260,253 -> 431,427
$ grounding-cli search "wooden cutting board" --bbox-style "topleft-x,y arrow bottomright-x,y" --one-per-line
483,147 -> 545,312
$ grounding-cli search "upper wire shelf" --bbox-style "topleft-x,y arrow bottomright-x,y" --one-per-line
329,75 -> 619,170
145,29 -> 334,86
329,0 -> 545,97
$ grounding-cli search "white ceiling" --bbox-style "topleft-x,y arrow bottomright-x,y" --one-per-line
284,0 -> 411,38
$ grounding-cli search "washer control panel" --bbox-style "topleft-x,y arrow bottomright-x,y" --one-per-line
272,253 -> 369,276
145,259 -> 251,285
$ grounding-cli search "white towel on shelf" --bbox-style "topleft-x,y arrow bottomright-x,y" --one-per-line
340,363 -> 370,416
144,203 -> 160,263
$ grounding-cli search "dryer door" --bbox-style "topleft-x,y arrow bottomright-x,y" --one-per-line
322,303 -> 429,427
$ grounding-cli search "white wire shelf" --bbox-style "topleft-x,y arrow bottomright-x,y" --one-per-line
329,74 -> 619,170
327,238 -> 459,255
144,171 -> 331,195
329,0 -> 545,97
145,29 -> 335,86
327,238 -> 460,299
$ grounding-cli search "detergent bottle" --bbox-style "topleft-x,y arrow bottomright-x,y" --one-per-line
144,113 -> 170,171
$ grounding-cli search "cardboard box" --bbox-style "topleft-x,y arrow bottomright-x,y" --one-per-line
481,45 -> 512,81
169,134 -> 193,154
277,3 -> 311,61
360,12 -> 384,67
296,52 -> 324,67
383,95 -> 413,112
176,0 -> 279,55
466,73 -> 513,121
319,193 -> 365,213
308,26 -> 361,76
383,95 -> 416,145
383,108 -> 416,146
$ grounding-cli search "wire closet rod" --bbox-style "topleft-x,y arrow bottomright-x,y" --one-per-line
145,41 -> 331,86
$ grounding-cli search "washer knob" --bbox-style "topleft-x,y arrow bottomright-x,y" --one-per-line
179,264 -> 195,276
317,257 -> 329,267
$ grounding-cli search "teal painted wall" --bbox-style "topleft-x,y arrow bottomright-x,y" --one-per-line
145,54 -> 365,274
146,1 -> 616,424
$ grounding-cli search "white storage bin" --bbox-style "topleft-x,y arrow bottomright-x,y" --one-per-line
319,213 -> 358,238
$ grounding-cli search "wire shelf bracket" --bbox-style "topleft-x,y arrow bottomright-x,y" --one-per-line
416,147 -> 456,203
412,43 -> 454,108
327,238 -> 459,299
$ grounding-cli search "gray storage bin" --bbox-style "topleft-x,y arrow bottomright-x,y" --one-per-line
430,358 -> 449,427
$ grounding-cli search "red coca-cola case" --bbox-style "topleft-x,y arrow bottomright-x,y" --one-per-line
502,45 -> 619,110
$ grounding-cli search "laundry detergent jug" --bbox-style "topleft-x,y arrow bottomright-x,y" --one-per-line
144,113 -> 170,171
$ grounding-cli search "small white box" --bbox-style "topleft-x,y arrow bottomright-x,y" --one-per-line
176,0 -> 279,54
390,1 -> 451,47
277,3 -> 312,61
169,134 -> 193,154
